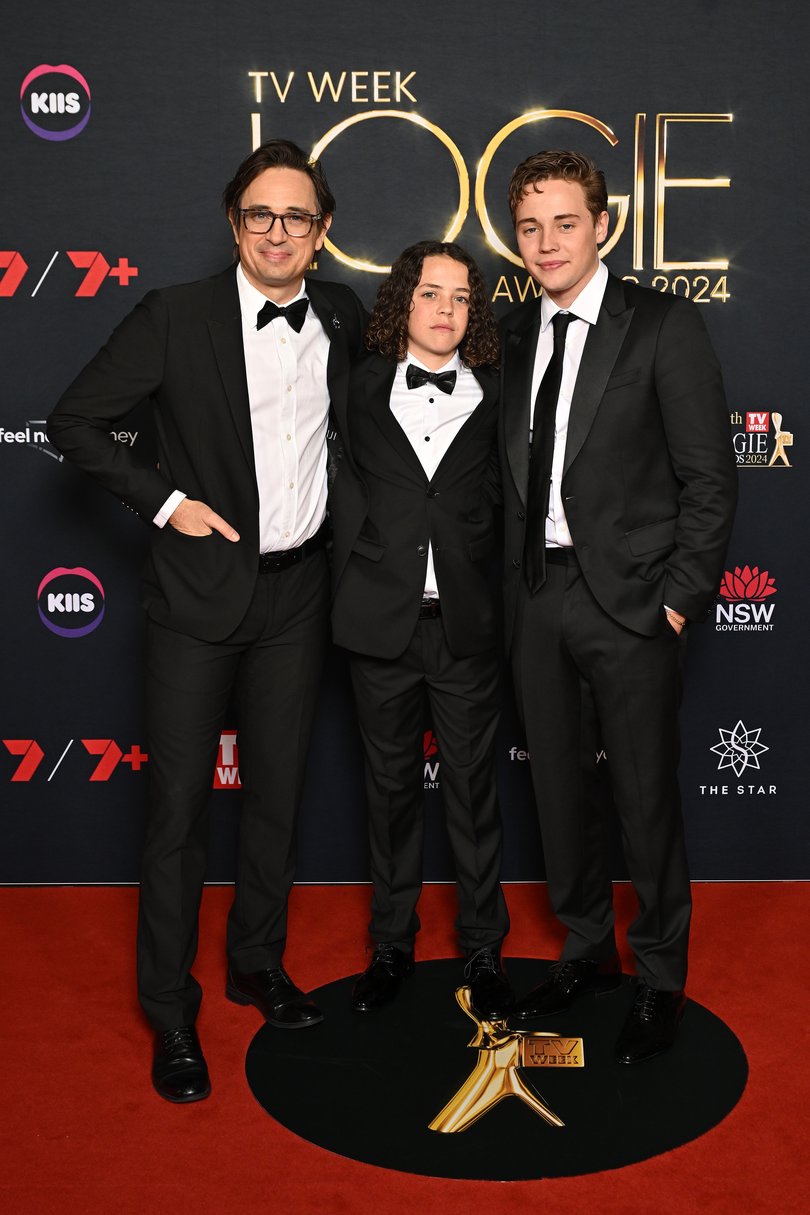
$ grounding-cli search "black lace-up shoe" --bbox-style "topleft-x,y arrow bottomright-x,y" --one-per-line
226,965 -> 323,1028
351,943 -> 414,1011
615,982 -> 686,1064
152,1025 -> 211,1103
464,947 -> 514,1020
512,956 -> 622,1019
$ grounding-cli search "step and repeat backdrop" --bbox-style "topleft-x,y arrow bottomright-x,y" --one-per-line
2,1 -> 807,883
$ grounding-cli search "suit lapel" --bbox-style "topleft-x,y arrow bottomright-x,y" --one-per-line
362,356 -> 427,479
563,273 -> 634,476
433,366 -> 498,479
207,265 -> 255,472
503,302 -> 542,507
306,278 -> 350,437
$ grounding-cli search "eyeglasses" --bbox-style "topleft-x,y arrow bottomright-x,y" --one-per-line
238,208 -> 322,236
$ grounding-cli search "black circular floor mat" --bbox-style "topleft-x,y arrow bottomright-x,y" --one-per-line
244,958 -> 748,1179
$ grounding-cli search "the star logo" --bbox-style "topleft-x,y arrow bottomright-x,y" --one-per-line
710,721 -> 769,778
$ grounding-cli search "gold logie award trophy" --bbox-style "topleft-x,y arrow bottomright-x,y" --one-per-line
429,987 -> 585,1134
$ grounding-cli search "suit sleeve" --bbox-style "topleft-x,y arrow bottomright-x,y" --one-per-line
655,301 -> 737,618
47,290 -> 179,523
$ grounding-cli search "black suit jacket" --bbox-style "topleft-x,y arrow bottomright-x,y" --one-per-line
48,264 -> 366,641
330,353 -> 500,660
499,272 -> 737,645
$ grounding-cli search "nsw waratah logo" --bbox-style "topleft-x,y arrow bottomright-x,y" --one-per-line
715,564 -> 777,632
37,567 -> 105,637
20,65 -> 91,141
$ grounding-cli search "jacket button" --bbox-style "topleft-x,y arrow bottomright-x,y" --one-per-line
517,510 -> 525,521
417,544 -> 427,556
426,488 -> 439,498
512,558 -> 521,568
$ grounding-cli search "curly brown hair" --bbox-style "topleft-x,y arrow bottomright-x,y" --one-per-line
365,241 -> 499,368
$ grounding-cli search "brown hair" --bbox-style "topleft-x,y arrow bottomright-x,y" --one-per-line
507,150 -> 607,224
365,241 -> 499,368
222,139 -> 335,227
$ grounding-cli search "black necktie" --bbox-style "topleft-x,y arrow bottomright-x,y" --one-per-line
256,297 -> 309,333
524,311 -> 575,592
405,364 -> 457,394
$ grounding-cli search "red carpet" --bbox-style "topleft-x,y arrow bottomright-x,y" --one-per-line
0,882 -> 807,1213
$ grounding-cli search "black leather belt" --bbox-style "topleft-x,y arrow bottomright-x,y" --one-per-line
258,527 -> 327,574
544,547 -> 578,566
418,597 -> 442,619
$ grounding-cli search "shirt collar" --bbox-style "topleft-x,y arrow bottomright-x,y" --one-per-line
540,258 -> 608,331
397,350 -> 463,379
236,263 -> 308,329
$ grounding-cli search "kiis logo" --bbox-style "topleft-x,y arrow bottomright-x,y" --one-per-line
715,564 -> 777,632
37,567 -> 104,637
730,410 -> 794,468
20,65 -> 91,141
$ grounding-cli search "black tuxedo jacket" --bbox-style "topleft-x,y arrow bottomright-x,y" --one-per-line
499,272 -> 737,645
48,264 -> 366,641
330,353 -> 500,660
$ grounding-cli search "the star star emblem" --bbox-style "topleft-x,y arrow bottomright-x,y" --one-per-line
710,720 -> 769,778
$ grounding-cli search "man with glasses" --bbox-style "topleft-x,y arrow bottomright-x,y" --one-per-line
48,140 -> 366,1102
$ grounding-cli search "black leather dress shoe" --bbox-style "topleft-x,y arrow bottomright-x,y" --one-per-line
512,956 -> 622,1019
351,944 -> 414,1011
615,983 -> 686,1064
464,947 -> 514,1020
152,1025 -> 211,1103
225,965 -> 323,1028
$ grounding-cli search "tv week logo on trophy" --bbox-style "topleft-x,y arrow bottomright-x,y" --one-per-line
20,64 -> 91,141
730,410 -> 794,468
213,731 -> 241,789
715,564 -> 777,632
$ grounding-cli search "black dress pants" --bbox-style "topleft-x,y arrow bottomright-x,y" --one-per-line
512,557 -> 691,990
137,551 -> 329,1030
349,616 -> 510,954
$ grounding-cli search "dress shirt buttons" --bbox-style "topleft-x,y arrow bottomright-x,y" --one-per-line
289,481 -> 294,489
424,436 -> 431,442
286,384 -> 292,392
286,434 -> 292,441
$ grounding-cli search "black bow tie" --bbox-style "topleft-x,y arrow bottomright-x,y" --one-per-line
256,297 -> 309,333
405,364 -> 457,394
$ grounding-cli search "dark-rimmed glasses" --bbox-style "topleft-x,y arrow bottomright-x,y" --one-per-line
238,208 -> 322,236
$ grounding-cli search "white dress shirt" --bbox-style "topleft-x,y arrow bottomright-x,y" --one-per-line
155,264 -> 331,553
529,259 -> 608,547
390,351 -> 483,597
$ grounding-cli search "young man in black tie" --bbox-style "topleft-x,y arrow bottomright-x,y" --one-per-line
48,141 -> 366,1101
499,151 -> 737,1062
330,241 -> 513,1018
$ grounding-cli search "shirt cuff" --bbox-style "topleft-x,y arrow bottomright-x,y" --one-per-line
153,489 -> 186,529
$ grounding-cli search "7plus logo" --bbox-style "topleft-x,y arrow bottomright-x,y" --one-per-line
3,738 -> 148,782
0,251 -> 139,298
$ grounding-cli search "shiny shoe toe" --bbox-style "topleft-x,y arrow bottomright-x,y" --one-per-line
615,982 -> 686,1064
152,1025 -> 211,1103
513,956 -> 622,1019
464,947 -> 514,1020
226,965 -> 323,1028
352,944 -> 414,1011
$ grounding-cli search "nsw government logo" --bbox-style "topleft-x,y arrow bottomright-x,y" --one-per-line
715,564 -> 777,632
730,410 -> 794,468
37,567 -> 104,637
20,64 -> 91,141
